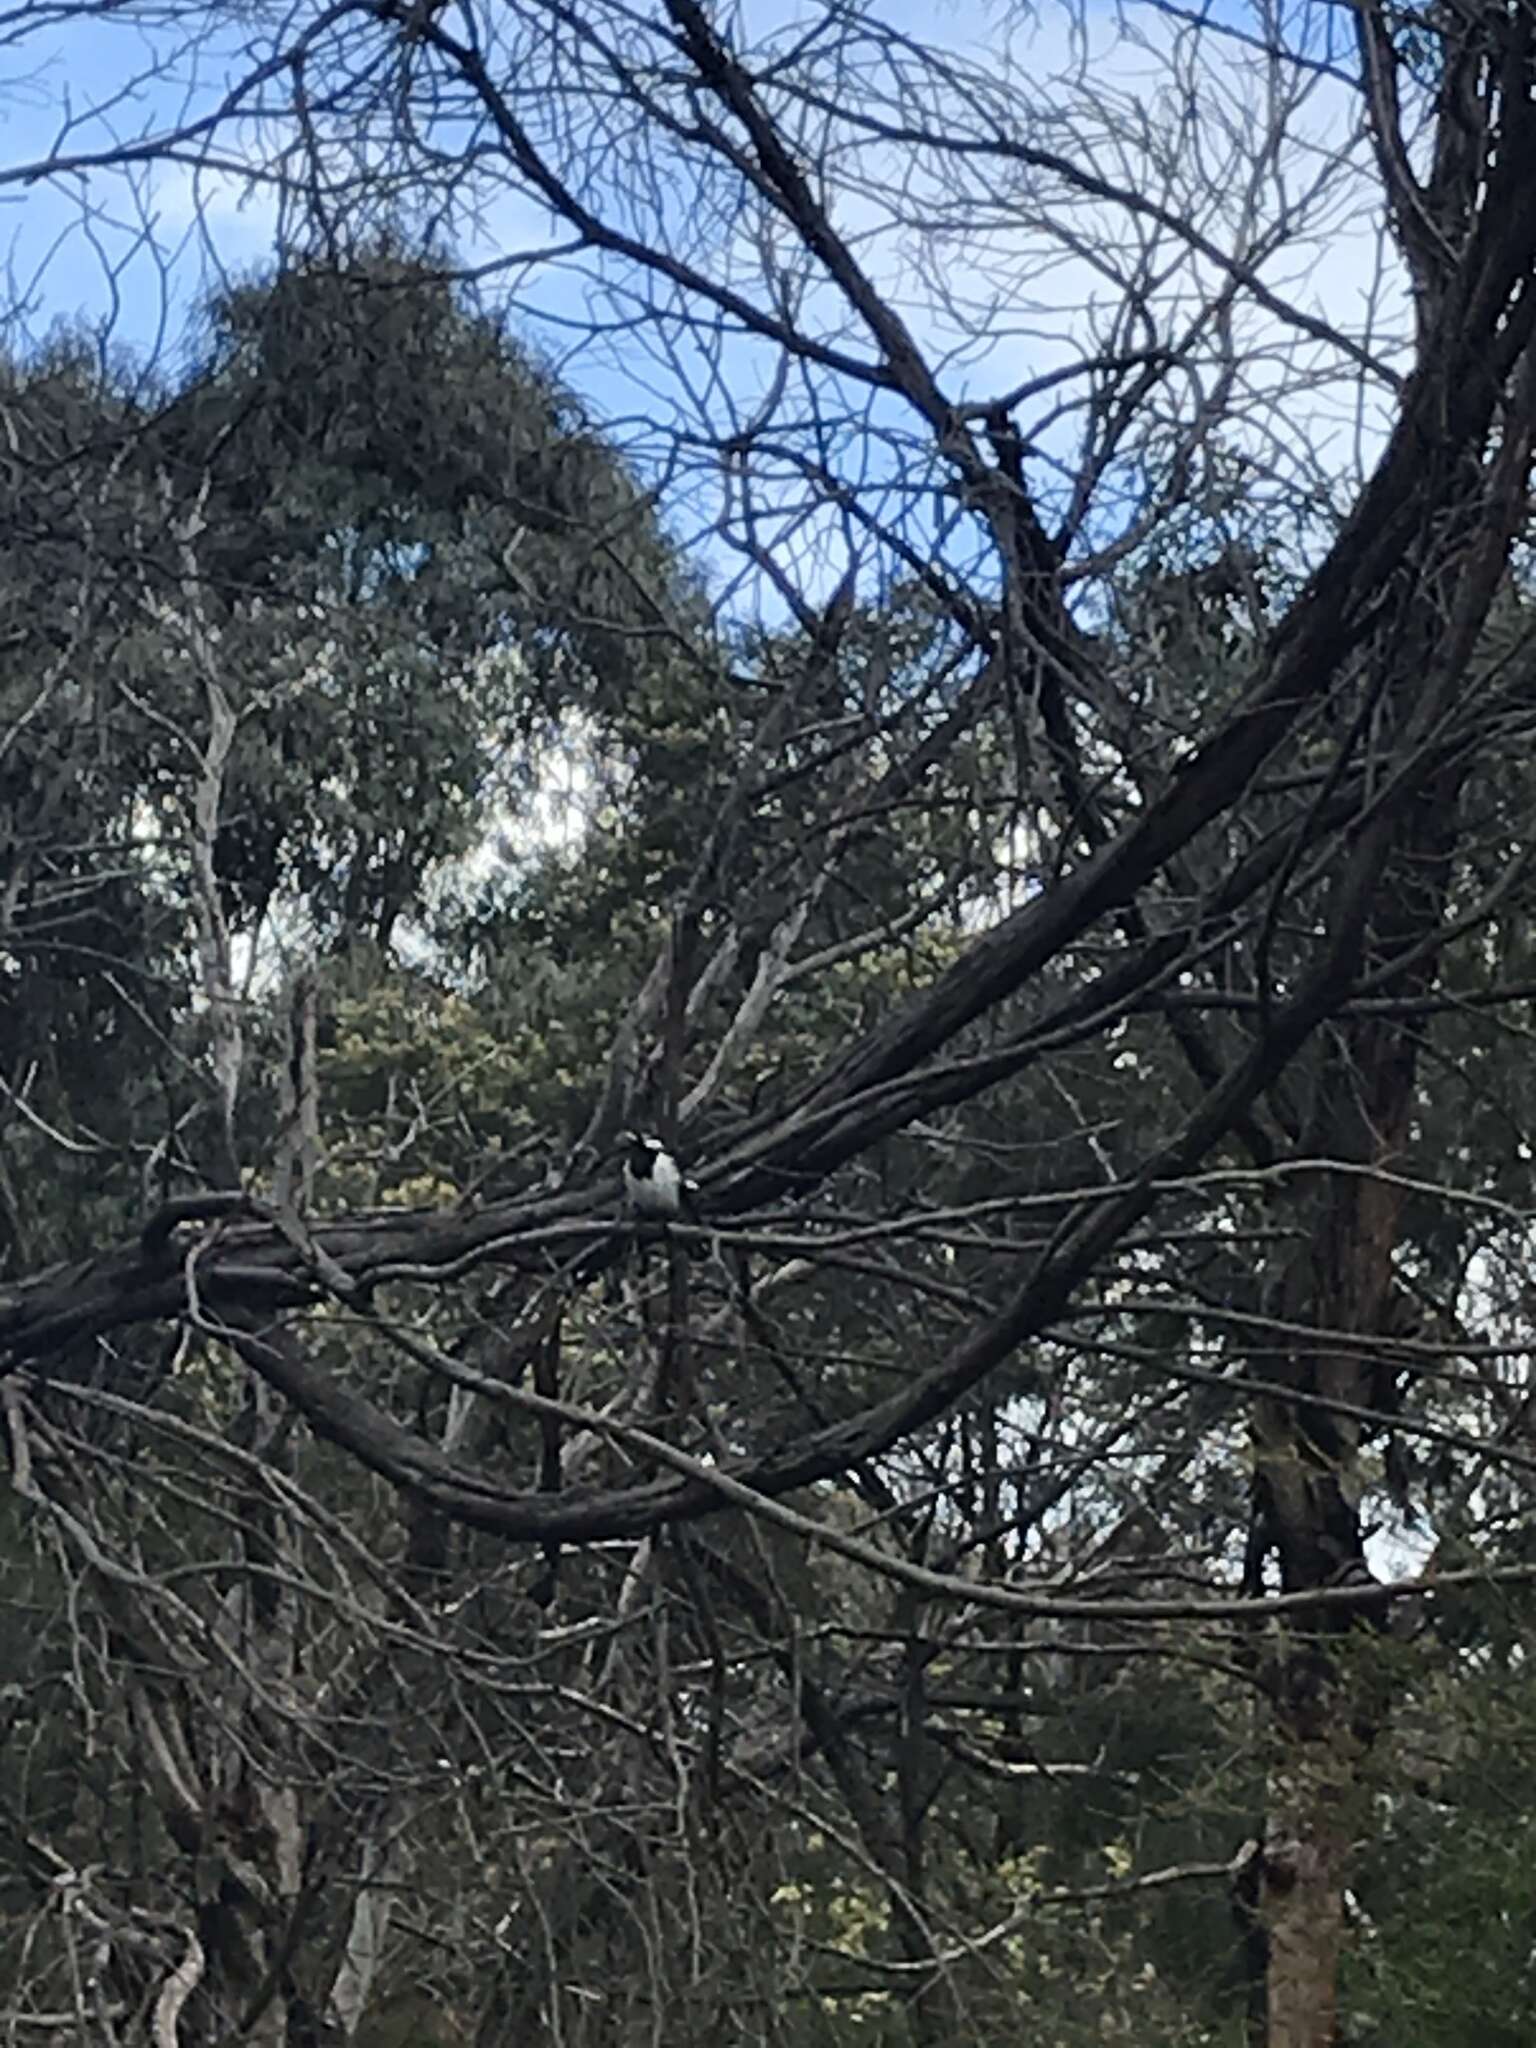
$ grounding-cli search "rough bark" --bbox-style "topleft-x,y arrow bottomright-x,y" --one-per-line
1249,668 -> 1511,2046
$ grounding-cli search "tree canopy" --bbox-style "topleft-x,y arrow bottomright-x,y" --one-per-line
4,4 -> 1536,2044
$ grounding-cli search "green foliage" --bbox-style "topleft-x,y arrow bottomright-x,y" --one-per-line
1348,1624 -> 1536,2045
0,246 -> 710,1261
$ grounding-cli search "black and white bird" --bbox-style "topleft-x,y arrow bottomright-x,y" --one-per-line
619,1130 -> 695,1220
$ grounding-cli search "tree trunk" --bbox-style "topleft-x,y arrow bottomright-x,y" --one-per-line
1253,1654 -> 1376,2039
1251,760 -> 1465,2046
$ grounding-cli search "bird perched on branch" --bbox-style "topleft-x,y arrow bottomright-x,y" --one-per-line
619,1131 -> 696,1220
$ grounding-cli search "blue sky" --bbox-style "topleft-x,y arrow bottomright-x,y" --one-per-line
0,0 -> 1405,603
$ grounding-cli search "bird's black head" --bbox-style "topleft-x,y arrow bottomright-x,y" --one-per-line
620,1129 -> 665,1179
